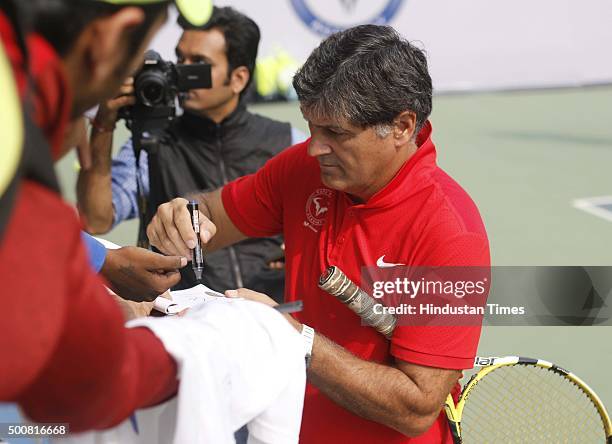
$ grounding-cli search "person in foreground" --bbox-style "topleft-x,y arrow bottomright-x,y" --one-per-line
1,2 -> 304,439
148,25 -> 491,443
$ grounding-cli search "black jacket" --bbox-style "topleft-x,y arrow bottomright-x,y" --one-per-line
141,104 -> 292,300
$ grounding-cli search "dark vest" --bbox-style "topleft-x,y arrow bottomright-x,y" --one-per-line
142,104 -> 292,300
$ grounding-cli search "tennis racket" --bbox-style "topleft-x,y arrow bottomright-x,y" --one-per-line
444,356 -> 612,443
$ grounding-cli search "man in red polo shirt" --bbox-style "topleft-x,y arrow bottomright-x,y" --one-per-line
148,25 -> 490,443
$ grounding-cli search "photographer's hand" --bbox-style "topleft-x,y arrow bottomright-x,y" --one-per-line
77,77 -> 135,234
95,76 -> 135,128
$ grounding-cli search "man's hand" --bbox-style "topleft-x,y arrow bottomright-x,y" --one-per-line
77,77 -> 136,233
147,197 -> 217,257
111,293 -> 155,321
101,246 -> 187,302
268,242 -> 285,269
94,76 -> 135,130
225,288 -> 303,332
225,287 -> 279,307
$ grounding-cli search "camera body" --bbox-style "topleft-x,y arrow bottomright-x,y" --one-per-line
120,50 -> 212,132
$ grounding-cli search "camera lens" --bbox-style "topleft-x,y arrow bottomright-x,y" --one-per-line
141,82 -> 163,105
136,71 -> 168,107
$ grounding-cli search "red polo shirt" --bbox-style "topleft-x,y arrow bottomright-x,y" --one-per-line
222,121 -> 490,443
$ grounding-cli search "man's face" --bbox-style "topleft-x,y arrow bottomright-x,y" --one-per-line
176,29 -> 235,114
303,109 -> 405,202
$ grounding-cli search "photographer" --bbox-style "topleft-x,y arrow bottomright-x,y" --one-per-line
77,6 -> 305,299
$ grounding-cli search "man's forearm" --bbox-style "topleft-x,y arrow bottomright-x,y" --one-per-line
307,333 -> 444,437
77,130 -> 115,234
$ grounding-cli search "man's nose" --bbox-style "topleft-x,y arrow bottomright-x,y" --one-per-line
307,137 -> 333,157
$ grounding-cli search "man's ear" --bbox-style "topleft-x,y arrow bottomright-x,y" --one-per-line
83,7 -> 145,84
393,110 -> 417,146
230,66 -> 250,95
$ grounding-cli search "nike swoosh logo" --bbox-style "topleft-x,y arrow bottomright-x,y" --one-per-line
376,255 -> 406,268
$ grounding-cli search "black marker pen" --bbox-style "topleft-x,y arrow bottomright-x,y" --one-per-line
187,201 -> 204,281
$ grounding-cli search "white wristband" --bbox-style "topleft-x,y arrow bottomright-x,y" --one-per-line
301,324 -> 315,367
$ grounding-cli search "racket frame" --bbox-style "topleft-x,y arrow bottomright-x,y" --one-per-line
444,356 -> 612,444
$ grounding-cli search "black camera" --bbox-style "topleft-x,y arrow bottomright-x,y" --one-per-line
120,51 -> 212,248
120,50 -> 212,132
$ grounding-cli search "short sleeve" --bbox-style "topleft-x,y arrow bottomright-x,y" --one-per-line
222,143 -> 307,238
390,233 -> 490,370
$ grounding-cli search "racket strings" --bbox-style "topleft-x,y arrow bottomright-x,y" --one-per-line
465,370 -> 588,441
466,366 -> 602,441
459,364 -> 606,443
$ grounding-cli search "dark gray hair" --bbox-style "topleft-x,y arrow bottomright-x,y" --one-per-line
293,25 -> 432,136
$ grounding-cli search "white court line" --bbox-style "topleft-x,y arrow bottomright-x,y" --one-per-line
573,196 -> 612,223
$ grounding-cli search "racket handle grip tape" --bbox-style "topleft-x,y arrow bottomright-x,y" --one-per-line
318,266 -> 397,338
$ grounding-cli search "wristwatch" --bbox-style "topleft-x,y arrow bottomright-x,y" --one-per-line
301,324 -> 315,368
